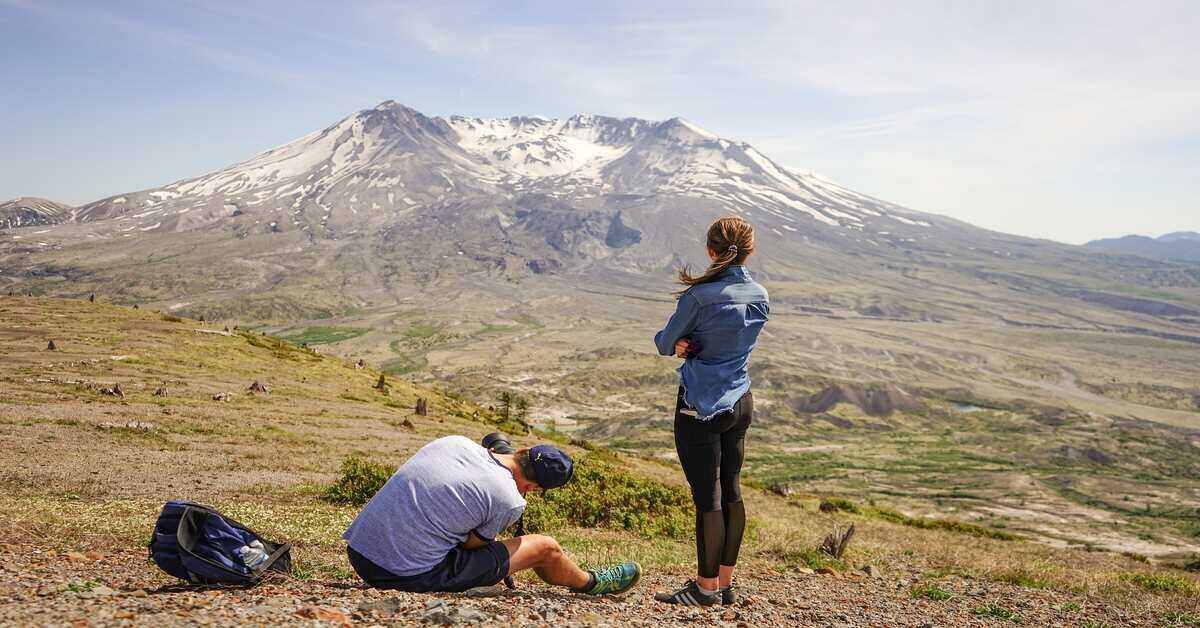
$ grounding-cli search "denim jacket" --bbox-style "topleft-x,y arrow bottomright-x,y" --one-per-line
653,266 -> 769,420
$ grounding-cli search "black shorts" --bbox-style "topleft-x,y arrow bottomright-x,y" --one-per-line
347,542 -> 510,593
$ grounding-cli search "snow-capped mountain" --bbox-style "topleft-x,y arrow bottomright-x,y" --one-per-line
0,197 -> 73,230
68,101 -> 936,246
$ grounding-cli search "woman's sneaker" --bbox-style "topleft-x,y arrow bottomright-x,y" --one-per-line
654,580 -> 719,606
720,582 -> 736,605
579,562 -> 642,595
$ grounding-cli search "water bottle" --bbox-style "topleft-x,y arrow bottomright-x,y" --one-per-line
237,540 -> 269,569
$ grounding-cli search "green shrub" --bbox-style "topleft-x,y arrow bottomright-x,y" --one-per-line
973,605 -> 1020,622
524,454 -> 692,538
871,507 -> 1018,540
911,583 -> 953,601
1120,572 -> 1198,594
781,546 -> 845,572
995,567 -> 1053,589
820,497 -> 861,514
1160,611 -> 1200,626
323,456 -> 395,505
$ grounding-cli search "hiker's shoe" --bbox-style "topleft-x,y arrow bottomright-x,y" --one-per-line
581,561 -> 642,595
654,580 -> 719,606
720,582 -> 736,605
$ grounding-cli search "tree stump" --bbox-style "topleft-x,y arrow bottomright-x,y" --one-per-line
374,374 -> 387,390
46,340 -> 57,351
415,398 -> 428,416
820,523 -> 856,559
248,381 -> 270,394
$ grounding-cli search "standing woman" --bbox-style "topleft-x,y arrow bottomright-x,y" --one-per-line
652,215 -> 769,606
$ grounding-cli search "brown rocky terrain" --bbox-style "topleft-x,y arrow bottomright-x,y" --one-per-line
1,296 -> 1198,626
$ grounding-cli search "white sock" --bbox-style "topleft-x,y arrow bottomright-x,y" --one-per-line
696,583 -> 718,596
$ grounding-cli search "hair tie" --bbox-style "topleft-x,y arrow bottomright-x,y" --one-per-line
727,244 -> 738,254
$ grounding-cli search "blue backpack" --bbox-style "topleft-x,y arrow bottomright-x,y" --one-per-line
149,500 -> 293,585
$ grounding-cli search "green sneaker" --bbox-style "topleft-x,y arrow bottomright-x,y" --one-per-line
580,562 -> 642,595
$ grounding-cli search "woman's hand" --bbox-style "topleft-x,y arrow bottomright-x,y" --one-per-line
674,339 -> 691,358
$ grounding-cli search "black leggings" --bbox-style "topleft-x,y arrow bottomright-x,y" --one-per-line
673,386 -> 752,579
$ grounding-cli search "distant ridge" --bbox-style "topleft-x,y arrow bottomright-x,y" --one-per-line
0,197 -> 73,230
1086,231 -> 1200,262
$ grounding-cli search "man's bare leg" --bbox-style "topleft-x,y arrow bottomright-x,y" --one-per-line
501,534 -> 590,589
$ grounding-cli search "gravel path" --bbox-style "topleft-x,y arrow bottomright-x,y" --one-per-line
0,544 -> 1144,626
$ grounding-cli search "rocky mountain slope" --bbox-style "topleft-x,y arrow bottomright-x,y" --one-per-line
2,102 -> 1199,560
0,197 -> 72,230
1087,231 -> 1200,262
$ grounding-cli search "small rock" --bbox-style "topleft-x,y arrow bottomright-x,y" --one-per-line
89,584 -> 116,597
129,589 -> 148,597
84,550 -> 104,561
458,607 -> 489,623
815,567 -> 840,577
796,567 -> 815,575
248,380 -> 270,394
295,606 -> 349,625
153,386 -> 168,397
212,392 -> 230,401
722,609 -> 739,621
400,418 -> 415,431
99,383 -> 125,398
462,585 -> 506,598
356,359 -> 366,370
65,551 -> 89,563
358,597 -> 404,614
46,340 -> 57,351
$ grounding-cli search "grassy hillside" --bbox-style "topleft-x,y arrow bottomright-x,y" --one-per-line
1,295 -> 1198,624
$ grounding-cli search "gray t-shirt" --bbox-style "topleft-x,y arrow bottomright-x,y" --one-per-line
342,435 -> 526,576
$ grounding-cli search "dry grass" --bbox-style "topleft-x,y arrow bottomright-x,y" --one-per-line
0,296 -> 1198,619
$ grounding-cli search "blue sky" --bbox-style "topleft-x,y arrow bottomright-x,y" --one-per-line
1,0 -> 1196,244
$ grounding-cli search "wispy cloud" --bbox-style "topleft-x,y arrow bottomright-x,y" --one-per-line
2,0 -> 1195,241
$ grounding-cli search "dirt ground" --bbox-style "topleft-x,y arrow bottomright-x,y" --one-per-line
1,297 -> 1198,626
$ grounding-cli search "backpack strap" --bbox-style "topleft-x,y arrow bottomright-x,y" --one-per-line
251,541 -> 293,576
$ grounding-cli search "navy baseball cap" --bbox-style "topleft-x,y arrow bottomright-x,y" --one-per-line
530,444 -> 574,489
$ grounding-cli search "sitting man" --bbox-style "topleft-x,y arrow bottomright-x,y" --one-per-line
342,434 -> 641,595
